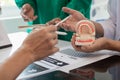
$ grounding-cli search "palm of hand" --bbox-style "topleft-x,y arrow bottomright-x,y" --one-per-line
82,38 -> 108,52
93,38 -> 107,49
61,7 -> 87,32
72,37 -> 108,53
63,16 -> 79,31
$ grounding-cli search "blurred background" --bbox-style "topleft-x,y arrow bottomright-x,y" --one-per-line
0,0 -> 27,33
0,0 -> 112,80
0,0 -> 109,33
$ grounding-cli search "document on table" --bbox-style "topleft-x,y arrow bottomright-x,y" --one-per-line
0,22 -> 12,49
58,46 -> 120,72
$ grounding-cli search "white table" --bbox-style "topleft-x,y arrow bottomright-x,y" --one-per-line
0,32 -> 118,78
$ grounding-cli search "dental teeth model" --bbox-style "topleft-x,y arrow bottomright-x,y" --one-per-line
75,20 -> 95,46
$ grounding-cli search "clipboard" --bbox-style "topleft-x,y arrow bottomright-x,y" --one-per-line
0,22 -> 12,49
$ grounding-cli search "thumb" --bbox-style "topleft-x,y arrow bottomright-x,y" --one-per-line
62,7 -> 76,15
22,4 -> 31,13
62,7 -> 86,20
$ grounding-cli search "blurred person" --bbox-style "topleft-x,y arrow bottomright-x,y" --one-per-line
15,0 -> 92,41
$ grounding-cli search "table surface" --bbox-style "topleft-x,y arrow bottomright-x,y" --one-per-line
0,32 -> 119,80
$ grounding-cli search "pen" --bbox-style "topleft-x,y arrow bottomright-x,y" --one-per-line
55,15 -> 71,27
18,16 -> 70,35
53,15 -> 71,35
19,26 -> 68,35
32,28 -> 68,35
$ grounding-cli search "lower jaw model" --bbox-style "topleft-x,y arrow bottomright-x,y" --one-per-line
75,20 -> 95,46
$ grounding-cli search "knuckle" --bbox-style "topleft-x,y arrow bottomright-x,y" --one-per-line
51,48 -> 58,53
48,41 -> 54,48
46,33 -> 51,39
41,29 -> 47,34
72,10 -> 77,14
43,28 -> 48,33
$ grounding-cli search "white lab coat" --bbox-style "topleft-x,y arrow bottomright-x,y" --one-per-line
99,0 -> 120,80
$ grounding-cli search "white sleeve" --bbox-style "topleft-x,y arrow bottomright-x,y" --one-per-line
99,19 -> 116,39
98,0 -> 116,39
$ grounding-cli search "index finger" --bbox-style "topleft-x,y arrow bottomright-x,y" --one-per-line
62,7 -> 78,15
46,25 -> 57,32
22,4 -> 31,12
62,7 -> 86,20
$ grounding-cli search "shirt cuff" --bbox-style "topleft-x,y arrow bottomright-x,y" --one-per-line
98,19 -> 115,39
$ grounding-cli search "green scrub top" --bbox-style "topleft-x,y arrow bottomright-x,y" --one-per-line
15,0 -> 92,41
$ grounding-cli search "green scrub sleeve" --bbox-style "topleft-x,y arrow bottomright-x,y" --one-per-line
15,0 -> 36,9
60,0 -> 92,19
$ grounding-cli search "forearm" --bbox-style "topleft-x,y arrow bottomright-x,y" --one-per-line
0,47 -> 33,80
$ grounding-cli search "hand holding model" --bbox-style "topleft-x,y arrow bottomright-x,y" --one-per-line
60,7 -> 110,53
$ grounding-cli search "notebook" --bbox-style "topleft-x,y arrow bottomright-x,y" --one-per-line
0,22 -> 12,49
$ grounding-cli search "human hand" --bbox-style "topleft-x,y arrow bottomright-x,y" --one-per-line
46,18 -> 61,30
21,25 -> 59,62
71,34 -> 109,52
70,68 -> 95,80
21,4 -> 37,22
46,18 -> 61,25
59,7 -> 87,32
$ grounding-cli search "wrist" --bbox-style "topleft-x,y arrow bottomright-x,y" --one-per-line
104,38 -> 113,50
16,45 -> 35,64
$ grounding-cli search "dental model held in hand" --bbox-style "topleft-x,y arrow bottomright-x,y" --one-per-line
75,20 -> 95,46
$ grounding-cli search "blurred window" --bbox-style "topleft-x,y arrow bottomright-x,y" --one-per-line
0,0 -> 20,18
1,0 -> 15,7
